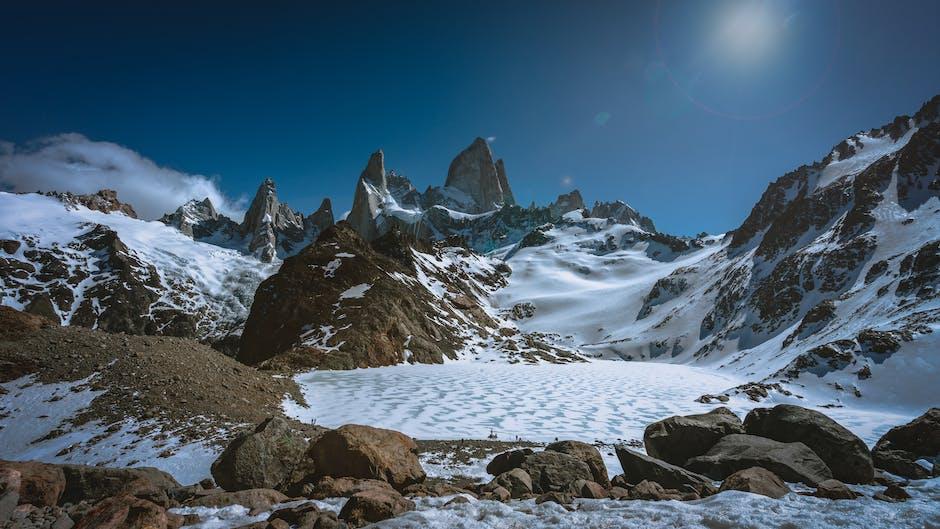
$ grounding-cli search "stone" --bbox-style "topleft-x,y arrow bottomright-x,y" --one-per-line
59,464 -> 180,505
305,476 -> 395,499
486,449 -> 534,476
685,434 -> 833,486
614,447 -> 713,490
549,190 -> 585,218
338,488 -> 415,528
872,408 -> 939,479
814,479 -> 861,500
608,486 -> 631,500
545,440 -> 610,486
874,484 -> 911,503
444,137 -> 511,213
718,467 -> 790,499
490,468 -> 532,499
744,404 -> 873,483
628,480 -> 685,501
306,424 -> 425,491
185,489 -> 288,512
73,494 -> 173,529
211,417 -> 311,492
535,491 -> 573,505
347,151 -> 389,241
571,479 -> 606,499
519,451 -> 593,494
0,460 -> 66,507
644,407 -> 744,467
483,485 -> 511,502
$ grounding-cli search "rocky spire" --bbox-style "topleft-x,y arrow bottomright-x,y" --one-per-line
347,150 -> 388,241
306,197 -> 334,234
549,190 -> 585,218
495,159 -> 515,206
444,137 -> 511,213
159,197 -> 220,238
241,178 -> 304,262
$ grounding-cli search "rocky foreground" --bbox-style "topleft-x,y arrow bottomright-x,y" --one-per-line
2,401 -> 937,528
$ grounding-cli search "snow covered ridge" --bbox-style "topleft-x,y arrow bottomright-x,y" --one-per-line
498,94 -> 940,410
0,192 -> 277,345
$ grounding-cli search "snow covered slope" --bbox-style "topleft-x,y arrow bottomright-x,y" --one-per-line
497,95 -> 940,412
0,192 -> 277,344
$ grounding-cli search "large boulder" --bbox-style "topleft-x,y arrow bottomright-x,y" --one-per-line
485,449 -> 534,476
686,434 -> 833,486
305,476 -> 395,499
185,488 -> 288,511
211,417 -> 312,492
718,467 -> 790,499
489,468 -> 533,499
0,461 -> 66,507
644,407 -> 744,466
744,404 -> 873,483
73,494 -> 178,529
60,464 -> 180,505
545,440 -> 610,487
614,447 -> 713,490
338,488 -> 415,528
519,451 -> 594,494
872,408 -> 939,479
306,424 -> 425,491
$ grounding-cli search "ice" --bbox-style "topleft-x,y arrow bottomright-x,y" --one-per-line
339,283 -> 372,299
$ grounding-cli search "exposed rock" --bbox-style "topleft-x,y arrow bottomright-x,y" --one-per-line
159,197 -> 237,239
444,137 -> 512,213
347,151 -> 389,241
495,159 -> 515,206
549,190 -> 585,218
814,479 -> 861,500
73,494 -> 177,529
481,485 -> 511,502
211,417 -> 312,492
872,408 -> 940,479
570,479 -> 606,499
628,480 -> 688,501
534,491 -> 573,505
305,476 -> 396,500
49,189 -> 138,218
643,407 -> 744,467
489,469 -> 532,499
338,488 -> 415,528
1,468 -> 21,522
486,449 -> 534,476
267,502 -> 340,529
241,179 -> 307,262
59,464 -> 180,505
718,467 -> 790,499
590,200 -> 656,231
306,198 -> 335,235
873,484 -> 911,503
0,306 -> 53,342
185,488 -> 288,511
519,451 -> 594,494
743,404 -> 873,483
0,461 -> 66,507
545,440 -> 610,487
306,424 -> 425,491
614,447 -> 713,490
685,434 -> 833,486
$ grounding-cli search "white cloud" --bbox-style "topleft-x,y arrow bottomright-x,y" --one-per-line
0,133 -> 245,220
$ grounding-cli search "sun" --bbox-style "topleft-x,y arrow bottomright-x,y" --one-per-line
714,1 -> 782,65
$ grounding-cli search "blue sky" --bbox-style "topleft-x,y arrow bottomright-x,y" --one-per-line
1,1 -> 939,234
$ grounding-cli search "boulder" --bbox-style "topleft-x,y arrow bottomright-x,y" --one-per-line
482,485 -> 511,502
608,486 -> 631,500
211,417 -> 311,492
744,404 -> 873,483
73,494 -> 176,529
0,468 -> 19,522
307,424 -> 425,491
60,464 -> 180,505
873,484 -> 911,503
628,480 -> 686,501
519,451 -> 593,493
0,461 -> 66,507
338,488 -> 415,528
485,449 -> 534,476
686,434 -> 833,486
814,479 -> 861,500
614,447 -> 713,490
643,407 -> 744,466
490,469 -> 532,499
872,408 -> 939,479
571,479 -> 606,499
268,502 -> 342,529
545,440 -> 610,487
534,491 -> 573,505
185,489 -> 288,512
305,476 -> 395,499
718,467 -> 790,499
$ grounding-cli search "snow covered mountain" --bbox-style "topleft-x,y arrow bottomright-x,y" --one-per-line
497,95 -> 940,411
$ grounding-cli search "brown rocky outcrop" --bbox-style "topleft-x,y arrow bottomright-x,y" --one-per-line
545,440 -> 610,487
685,434 -> 833,486
643,407 -> 744,467
211,417 -> 313,492
871,408 -> 939,479
306,424 -> 425,491
338,488 -> 415,528
718,467 -> 790,498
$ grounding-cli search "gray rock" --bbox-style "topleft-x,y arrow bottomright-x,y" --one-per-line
210,417 -> 311,492
549,190 -> 585,218
348,150 -> 389,241
644,407 -> 744,467
744,404 -> 873,483
489,468 -> 532,498
686,434 -> 833,486
872,408 -> 939,479
545,440 -> 610,487
614,446 -> 713,490
444,137 -> 511,213
520,451 -> 594,493
486,448 -> 535,476
718,467 -> 790,499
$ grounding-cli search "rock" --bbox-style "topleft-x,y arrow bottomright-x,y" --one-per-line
268,502 -> 340,529
338,488 -> 415,528
1,468 -> 21,521
614,447 -> 713,490
211,417 -> 311,492
608,486 -> 631,500
50,189 -> 138,218
549,190 -> 585,218
628,480 -> 686,501
744,404 -> 874,483
535,491 -> 573,505
0,460 -> 66,507
814,479 -> 860,500
490,469 -> 532,499
873,484 -> 911,503
685,434 -> 833,486
519,451 -> 593,494
185,489 -> 288,511
644,407 -> 745,467
348,151 -> 390,241
571,479 -> 606,499
718,467 -> 790,499
305,476 -> 395,499
486,449 -> 534,476
1,239 -> 21,255
444,137 -> 512,213
872,408 -> 939,479
240,179 -> 307,262
59,464 -> 180,505
545,440 -> 610,487
306,424 -> 425,491
590,200 -> 656,231
482,485 -> 511,502
444,496 -> 470,507
73,494 -> 174,529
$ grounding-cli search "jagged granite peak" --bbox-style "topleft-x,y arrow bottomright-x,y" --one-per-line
549,190 -> 585,218
591,200 -> 656,232
305,197 -> 334,234
495,159 -> 516,206
241,178 -> 305,262
159,197 -> 223,238
46,189 -> 138,218
348,150 -> 389,241
444,137 -> 511,213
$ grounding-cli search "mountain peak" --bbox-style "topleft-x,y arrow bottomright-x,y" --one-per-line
444,137 -> 512,213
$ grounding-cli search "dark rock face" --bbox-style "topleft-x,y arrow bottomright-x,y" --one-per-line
519,451 -> 594,494
48,189 -> 138,218
339,488 -> 415,528
545,440 -> 610,487
306,424 -> 426,491
489,469 -> 532,499
814,479 -> 861,500
643,407 -> 744,467
743,404 -> 873,484
549,190 -> 585,219
486,449 -> 535,476
718,467 -> 790,499
159,197 -> 239,239
0,461 -> 66,507
614,447 -> 713,490
444,137 -> 513,213
211,417 -> 313,492
590,200 -> 656,231
685,434 -> 833,486
238,222 -> 506,369
347,150 -> 389,242
240,179 -> 311,262
872,408 -> 940,479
